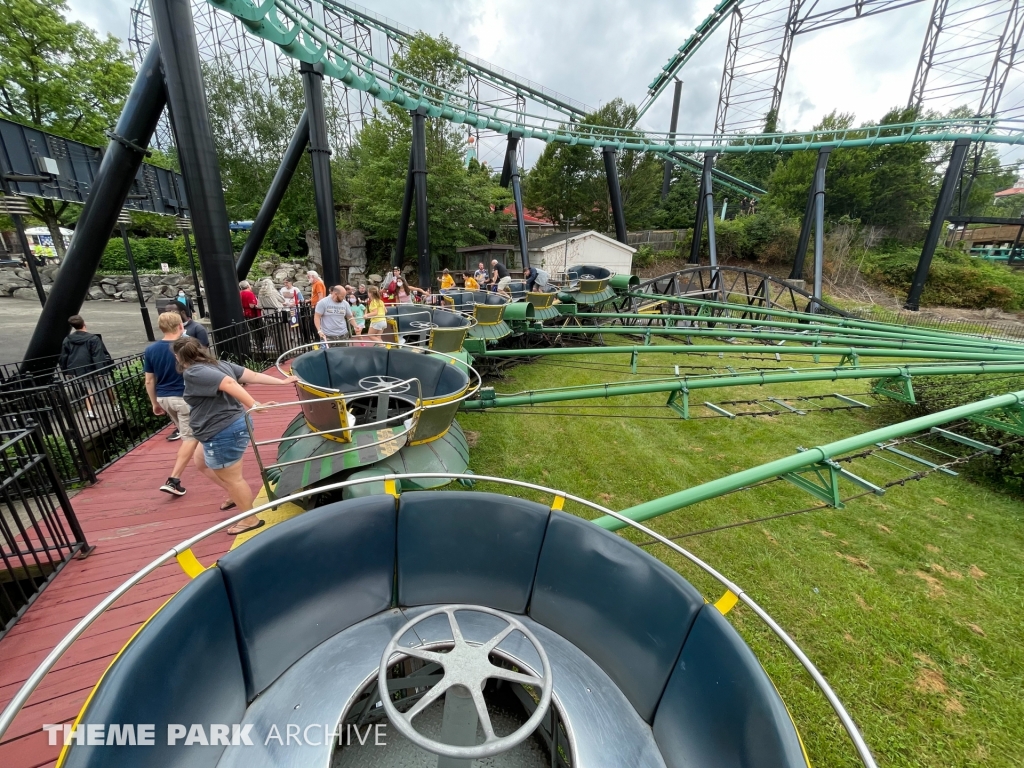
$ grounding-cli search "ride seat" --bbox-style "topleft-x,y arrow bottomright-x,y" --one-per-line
216,496 -> 397,700
396,491 -> 550,613
529,511 -> 705,723
653,604 -> 810,768
60,568 -> 247,768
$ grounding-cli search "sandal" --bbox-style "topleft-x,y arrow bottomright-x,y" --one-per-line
226,519 -> 265,536
220,500 -> 237,511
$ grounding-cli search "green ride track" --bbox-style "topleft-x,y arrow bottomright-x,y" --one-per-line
207,0 -> 1024,156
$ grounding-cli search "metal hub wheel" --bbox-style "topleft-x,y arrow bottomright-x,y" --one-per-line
378,605 -> 553,760
357,375 -> 411,393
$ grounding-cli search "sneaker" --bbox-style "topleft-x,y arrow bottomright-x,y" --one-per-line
160,477 -> 186,496
166,429 -> 181,441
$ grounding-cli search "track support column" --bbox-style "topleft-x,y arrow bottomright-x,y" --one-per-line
791,147 -> 832,282
411,107 -> 431,290
236,110 -> 310,280
0,191 -> 46,306
501,131 -> 530,268
119,221 -> 155,341
905,138 -> 970,311
700,152 -> 719,268
394,145 -> 414,269
302,63 -> 340,287
151,0 -> 243,332
603,146 -> 628,244
23,42 -> 166,367
661,79 -> 683,201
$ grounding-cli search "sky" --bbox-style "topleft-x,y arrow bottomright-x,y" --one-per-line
63,0 -> 1015,168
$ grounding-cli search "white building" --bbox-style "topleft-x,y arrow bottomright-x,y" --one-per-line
527,231 -> 635,277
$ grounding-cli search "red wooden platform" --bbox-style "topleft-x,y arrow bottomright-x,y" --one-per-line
0,376 -> 300,768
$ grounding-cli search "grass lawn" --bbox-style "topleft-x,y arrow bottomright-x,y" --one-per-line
457,345 -> 1024,768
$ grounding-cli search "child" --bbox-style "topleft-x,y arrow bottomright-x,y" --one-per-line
350,297 -> 366,336
463,272 -> 480,290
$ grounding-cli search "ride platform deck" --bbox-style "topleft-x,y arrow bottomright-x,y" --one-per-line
0,376 -> 299,768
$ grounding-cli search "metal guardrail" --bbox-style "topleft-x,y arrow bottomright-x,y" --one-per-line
0,472 -> 876,768
0,421 -> 91,641
0,356 -> 166,487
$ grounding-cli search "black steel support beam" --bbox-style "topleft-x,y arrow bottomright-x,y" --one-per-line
236,110 -> 310,280
0,202 -> 46,306
23,42 -> 166,367
394,145 -> 414,269
501,132 -> 530,269
905,138 -> 970,311
790,146 -> 832,281
151,0 -> 243,332
411,107 -> 431,289
661,80 -> 683,201
701,152 -> 719,268
120,223 -> 155,341
181,228 -> 206,319
689,157 -> 708,265
603,146 -> 628,244
301,63 -> 340,287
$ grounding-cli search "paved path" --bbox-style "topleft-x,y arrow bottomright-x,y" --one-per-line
0,375 -> 299,768
0,299 -> 199,365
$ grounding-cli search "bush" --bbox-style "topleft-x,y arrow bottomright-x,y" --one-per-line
101,237 -> 182,272
633,244 -> 656,269
861,246 -> 1024,311
693,208 -> 802,266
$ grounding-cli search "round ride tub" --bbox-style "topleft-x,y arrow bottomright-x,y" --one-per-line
51,481 -> 833,768
383,304 -> 475,353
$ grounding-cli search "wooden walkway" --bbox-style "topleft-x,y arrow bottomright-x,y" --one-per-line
0,377 -> 299,768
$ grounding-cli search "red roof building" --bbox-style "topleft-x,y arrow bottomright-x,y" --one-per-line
502,204 -> 555,227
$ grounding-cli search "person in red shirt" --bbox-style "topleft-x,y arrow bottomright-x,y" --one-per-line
238,280 -> 260,319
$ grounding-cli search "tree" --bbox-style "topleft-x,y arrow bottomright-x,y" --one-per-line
203,60 -> 319,258
0,0 -> 134,256
345,33 -> 511,275
765,108 -> 937,230
524,98 -> 664,233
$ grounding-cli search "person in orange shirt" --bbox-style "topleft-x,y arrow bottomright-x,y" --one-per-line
463,273 -> 480,290
439,268 -> 455,292
307,270 -> 326,306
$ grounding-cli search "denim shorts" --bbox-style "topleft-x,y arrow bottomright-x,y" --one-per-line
202,416 -> 250,470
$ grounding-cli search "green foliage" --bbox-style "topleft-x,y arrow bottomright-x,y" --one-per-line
203,60 -> 317,259
101,237 -> 182,272
766,108 -> 937,229
524,98 -> 664,232
345,33 -> 512,273
0,0 -> 134,145
633,244 -> 655,269
690,207 -> 802,264
861,246 -> 1024,310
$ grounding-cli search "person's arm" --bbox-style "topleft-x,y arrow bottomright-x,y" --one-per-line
238,369 -> 293,386
314,305 -> 325,337
145,372 -> 164,415
345,304 -> 359,334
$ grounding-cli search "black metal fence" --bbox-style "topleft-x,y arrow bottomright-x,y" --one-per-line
211,305 -> 319,369
0,356 -> 166,487
0,419 -> 91,640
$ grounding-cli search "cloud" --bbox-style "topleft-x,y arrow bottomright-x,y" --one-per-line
65,0 -> 1018,165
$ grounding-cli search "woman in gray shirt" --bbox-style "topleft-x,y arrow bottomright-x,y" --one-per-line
173,337 -> 293,534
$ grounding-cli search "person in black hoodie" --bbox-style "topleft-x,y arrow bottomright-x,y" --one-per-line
59,315 -> 113,419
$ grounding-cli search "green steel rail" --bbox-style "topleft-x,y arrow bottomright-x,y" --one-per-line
635,0 -> 742,123
460,362 -> 1024,410
518,325 -> 1024,355
627,292 -> 1024,346
594,390 -> 1024,530
569,313 -> 1024,351
479,344 -> 1024,363
204,0 -> 1024,155
327,1 -> 593,117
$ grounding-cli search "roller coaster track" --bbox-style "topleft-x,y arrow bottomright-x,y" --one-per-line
611,265 -> 847,316
206,0 -> 1024,154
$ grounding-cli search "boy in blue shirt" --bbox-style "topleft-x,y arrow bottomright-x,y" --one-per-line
144,312 -> 199,496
